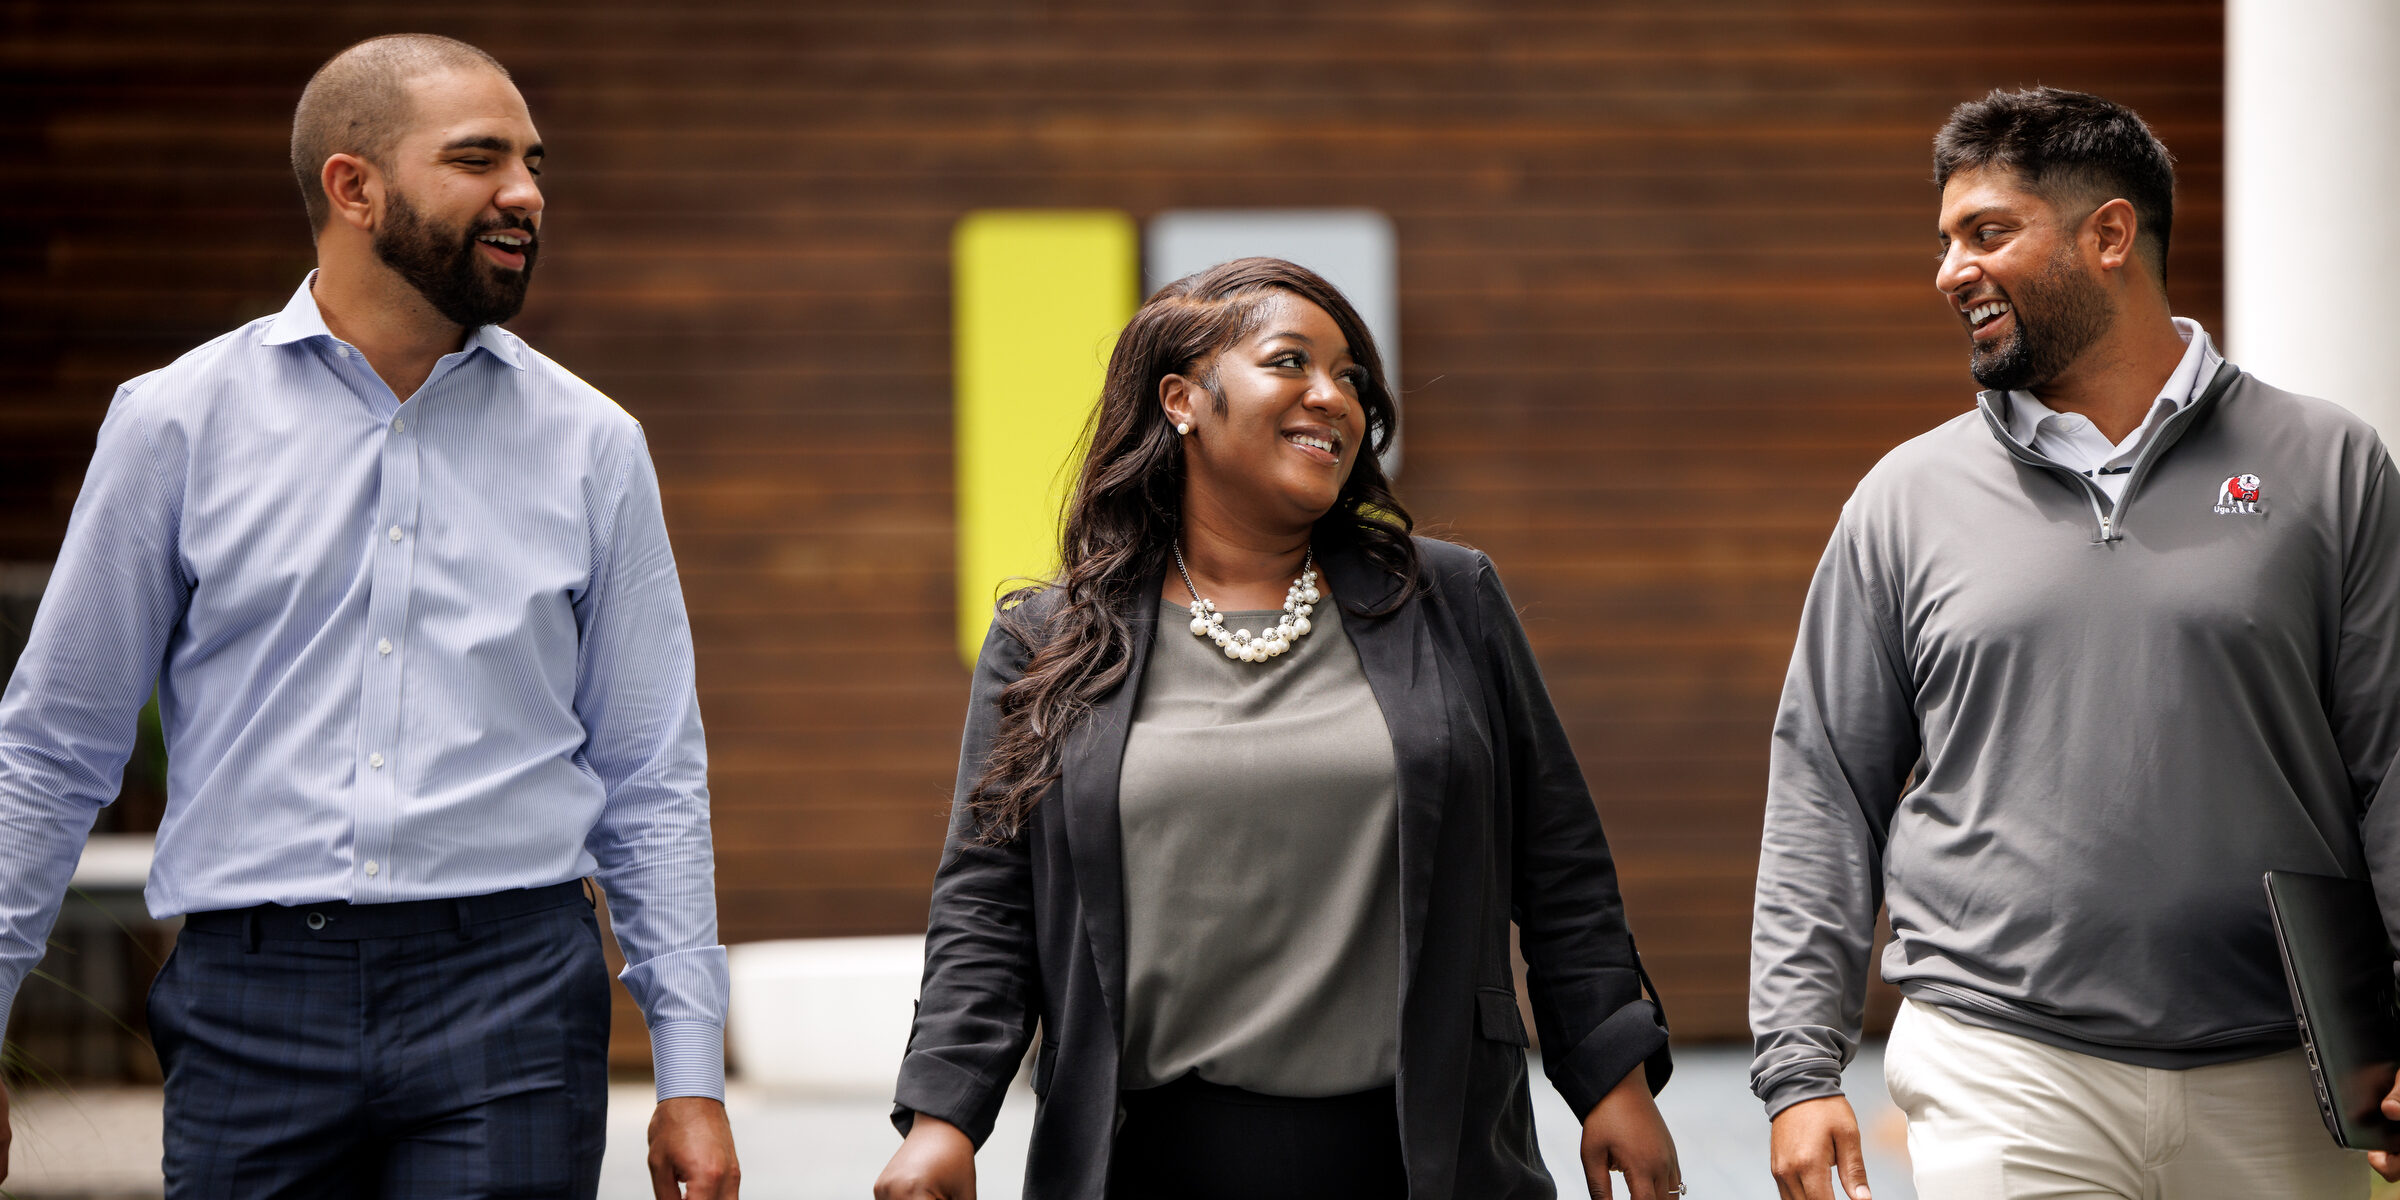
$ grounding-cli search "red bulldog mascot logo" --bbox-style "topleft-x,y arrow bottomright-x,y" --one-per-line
2215,473 -> 2262,515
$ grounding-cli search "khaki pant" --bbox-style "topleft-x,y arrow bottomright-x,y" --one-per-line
1882,998 -> 2369,1199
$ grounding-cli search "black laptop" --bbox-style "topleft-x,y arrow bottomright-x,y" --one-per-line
2262,870 -> 2400,1151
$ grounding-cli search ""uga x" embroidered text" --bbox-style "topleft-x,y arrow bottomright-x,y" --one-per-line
2215,473 -> 2263,515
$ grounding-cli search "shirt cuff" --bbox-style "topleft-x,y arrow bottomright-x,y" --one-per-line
1758,1064 -> 1845,1118
650,1019 -> 726,1102
1545,997 -> 1672,1118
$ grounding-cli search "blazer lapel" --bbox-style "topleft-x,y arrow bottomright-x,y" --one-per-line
1057,580 -> 1158,1034
1324,542 -> 1453,988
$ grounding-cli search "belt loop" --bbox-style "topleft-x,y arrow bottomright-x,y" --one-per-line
454,897 -> 473,941
582,877 -> 598,910
243,910 -> 260,954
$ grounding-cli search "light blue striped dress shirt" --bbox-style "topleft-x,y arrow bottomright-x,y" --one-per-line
0,275 -> 728,1100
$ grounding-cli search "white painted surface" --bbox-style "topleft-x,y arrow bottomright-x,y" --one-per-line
1146,208 -> 1403,474
3,1085 -> 168,1195
2226,0 -> 2400,438
69,832 -> 154,891
726,935 -> 925,1094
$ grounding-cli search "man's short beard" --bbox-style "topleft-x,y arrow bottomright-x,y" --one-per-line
373,189 -> 535,329
1968,244 -> 2114,392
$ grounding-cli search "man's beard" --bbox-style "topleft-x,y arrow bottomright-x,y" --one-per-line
374,190 -> 536,329
1967,244 -> 2113,392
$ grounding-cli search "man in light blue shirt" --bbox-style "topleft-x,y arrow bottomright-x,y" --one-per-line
0,34 -> 738,1198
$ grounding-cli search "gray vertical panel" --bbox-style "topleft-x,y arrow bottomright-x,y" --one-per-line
1145,210 -> 1401,476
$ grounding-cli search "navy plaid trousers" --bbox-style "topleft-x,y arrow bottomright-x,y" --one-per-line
148,883 -> 612,1199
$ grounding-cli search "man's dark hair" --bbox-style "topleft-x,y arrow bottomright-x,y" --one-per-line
1934,87 -> 2177,285
291,34 -> 509,236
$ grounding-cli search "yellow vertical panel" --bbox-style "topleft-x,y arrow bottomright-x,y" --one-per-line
954,210 -> 1140,665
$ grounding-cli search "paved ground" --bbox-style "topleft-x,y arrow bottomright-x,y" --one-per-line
4,1044 -> 1915,1199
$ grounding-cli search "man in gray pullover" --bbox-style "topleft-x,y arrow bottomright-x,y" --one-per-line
1752,87 -> 2400,1199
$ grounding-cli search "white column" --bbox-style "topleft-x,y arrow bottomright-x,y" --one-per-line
2226,0 -> 2400,440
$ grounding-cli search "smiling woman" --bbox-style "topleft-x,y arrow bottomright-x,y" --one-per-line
877,258 -> 1683,1200
967,258 -> 1412,845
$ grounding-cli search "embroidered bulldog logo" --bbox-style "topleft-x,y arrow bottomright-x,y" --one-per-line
2214,473 -> 2263,515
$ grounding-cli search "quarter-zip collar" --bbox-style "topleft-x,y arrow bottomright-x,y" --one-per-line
1976,360 -> 2244,544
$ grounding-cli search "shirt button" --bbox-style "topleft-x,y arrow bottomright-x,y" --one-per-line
369,752 -> 385,769
388,525 -> 403,543
377,637 -> 392,656
364,860 -> 380,877
392,417 -> 406,433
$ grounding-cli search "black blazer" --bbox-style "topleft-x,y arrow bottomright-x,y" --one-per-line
893,536 -> 1671,1199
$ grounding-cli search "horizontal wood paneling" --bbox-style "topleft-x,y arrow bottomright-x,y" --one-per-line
1,0 -> 2222,1069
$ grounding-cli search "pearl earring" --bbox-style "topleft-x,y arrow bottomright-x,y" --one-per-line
1175,422 -> 1191,436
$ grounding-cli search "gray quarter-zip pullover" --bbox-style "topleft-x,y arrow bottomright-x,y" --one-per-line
1749,364 -> 2400,1115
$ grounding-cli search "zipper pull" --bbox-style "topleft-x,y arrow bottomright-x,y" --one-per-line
2099,515 -> 2114,541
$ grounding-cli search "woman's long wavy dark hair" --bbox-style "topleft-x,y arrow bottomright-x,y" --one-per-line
968,257 -> 1420,843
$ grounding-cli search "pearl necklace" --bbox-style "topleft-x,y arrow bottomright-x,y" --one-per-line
1175,542 -> 1319,663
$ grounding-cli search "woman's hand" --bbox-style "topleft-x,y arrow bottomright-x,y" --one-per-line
1581,1067 -> 1681,1200
874,1114 -> 977,1200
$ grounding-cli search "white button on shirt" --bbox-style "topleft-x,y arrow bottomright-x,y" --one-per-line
2006,317 -> 2224,503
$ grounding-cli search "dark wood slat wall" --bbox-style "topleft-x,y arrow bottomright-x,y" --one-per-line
0,3 -> 2223,1061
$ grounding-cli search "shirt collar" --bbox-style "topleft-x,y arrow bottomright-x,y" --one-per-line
259,270 -> 527,372
2152,316 -> 2220,413
2005,316 -> 2221,446
258,272 -> 336,347
465,321 -> 527,371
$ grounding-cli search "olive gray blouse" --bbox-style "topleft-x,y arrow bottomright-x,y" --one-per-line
1116,601 -> 1402,1097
